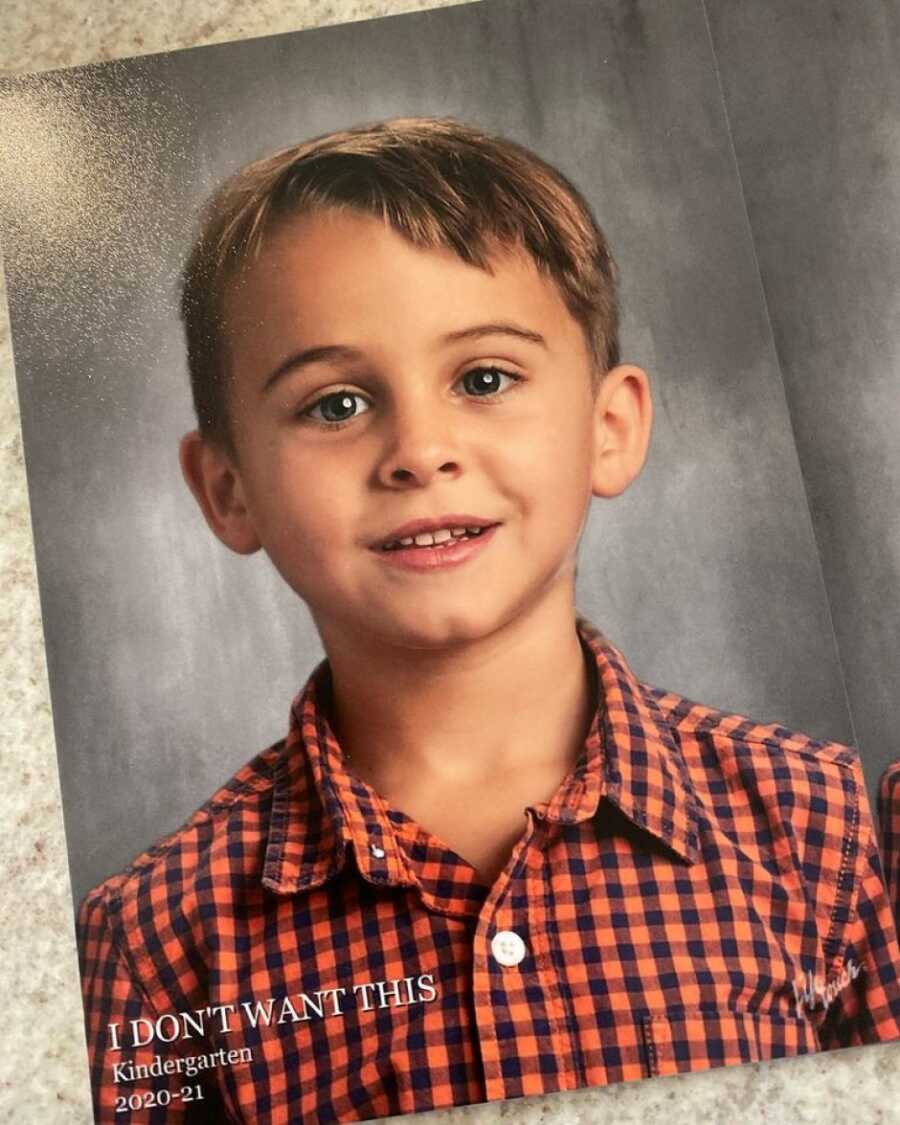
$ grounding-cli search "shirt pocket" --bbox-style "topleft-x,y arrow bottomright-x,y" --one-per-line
641,1007 -> 820,1079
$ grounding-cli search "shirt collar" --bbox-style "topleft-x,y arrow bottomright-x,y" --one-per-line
262,660 -> 417,894
576,618 -> 701,864
262,617 -> 699,894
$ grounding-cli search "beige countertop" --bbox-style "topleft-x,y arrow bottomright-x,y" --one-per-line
1,2 -> 899,1122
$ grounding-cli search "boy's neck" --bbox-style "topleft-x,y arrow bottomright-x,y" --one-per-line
316,584 -> 596,793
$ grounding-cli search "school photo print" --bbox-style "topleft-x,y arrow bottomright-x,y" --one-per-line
2,0 -> 900,1122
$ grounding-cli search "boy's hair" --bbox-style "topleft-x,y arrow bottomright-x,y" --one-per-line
180,117 -> 620,457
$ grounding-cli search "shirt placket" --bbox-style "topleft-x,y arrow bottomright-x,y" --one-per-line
472,809 -> 581,1101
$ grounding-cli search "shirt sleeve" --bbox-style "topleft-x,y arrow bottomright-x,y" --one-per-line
818,815 -> 900,1049
77,887 -> 223,1124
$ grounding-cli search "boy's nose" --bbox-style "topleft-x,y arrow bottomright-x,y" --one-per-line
374,405 -> 463,489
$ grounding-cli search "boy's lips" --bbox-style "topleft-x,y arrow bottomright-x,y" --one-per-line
368,515 -> 501,572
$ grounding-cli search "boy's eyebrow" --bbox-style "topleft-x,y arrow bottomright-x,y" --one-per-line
262,323 -> 547,393
440,322 -> 547,348
263,345 -> 361,393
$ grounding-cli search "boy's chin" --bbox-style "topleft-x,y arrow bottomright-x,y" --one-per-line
384,609 -> 508,651
333,597 -> 521,654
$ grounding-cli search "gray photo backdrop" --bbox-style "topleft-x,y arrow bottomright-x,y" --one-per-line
0,0 -> 885,906
706,0 -> 900,818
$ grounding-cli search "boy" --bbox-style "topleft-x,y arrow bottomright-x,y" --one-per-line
77,118 -> 900,1124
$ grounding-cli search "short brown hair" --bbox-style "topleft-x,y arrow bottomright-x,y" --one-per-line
180,117 -> 620,456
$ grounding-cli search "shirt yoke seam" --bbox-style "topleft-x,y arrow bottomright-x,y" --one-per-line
660,709 -> 857,769
717,733 -> 857,769
644,687 -> 857,767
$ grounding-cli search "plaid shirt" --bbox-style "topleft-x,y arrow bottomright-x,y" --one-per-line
78,619 -> 900,1124
878,761 -> 900,934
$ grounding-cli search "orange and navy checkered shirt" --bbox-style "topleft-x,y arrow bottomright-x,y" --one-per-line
77,619 -> 900,1124
878,761 -> 900,934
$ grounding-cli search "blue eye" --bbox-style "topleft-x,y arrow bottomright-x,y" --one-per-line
304,391 -> 371,425
460,367 -> 520,396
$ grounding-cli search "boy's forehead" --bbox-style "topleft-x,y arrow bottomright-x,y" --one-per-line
222,209 -> 587,375
230,208 -> 548,300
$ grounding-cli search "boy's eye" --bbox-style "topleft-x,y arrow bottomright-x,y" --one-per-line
304,390 -> 371,425
459,366 -> 520,396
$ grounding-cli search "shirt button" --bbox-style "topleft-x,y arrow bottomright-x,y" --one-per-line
491,930 -> 527,967
370,844 -> 386,859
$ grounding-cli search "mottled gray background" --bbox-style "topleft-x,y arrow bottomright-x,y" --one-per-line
706,0 -> 900,807
0,0 -> 871,906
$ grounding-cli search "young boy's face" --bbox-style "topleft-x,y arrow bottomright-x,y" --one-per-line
183,209 -> 650,653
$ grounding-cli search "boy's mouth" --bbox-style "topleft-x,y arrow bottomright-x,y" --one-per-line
371,515 -> 499,552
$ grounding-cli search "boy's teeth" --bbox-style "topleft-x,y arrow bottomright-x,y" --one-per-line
414,528 -> 456,546
381,525 -> 490,550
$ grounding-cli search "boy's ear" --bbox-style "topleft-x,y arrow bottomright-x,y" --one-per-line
590,364 -> 653,498
178,431 -> 262,555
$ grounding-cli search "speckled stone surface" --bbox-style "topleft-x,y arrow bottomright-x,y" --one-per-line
1,2 -> 900,1123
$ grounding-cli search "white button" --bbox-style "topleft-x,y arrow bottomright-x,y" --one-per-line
491,930 -> 527,967
370,844 -> 386,859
